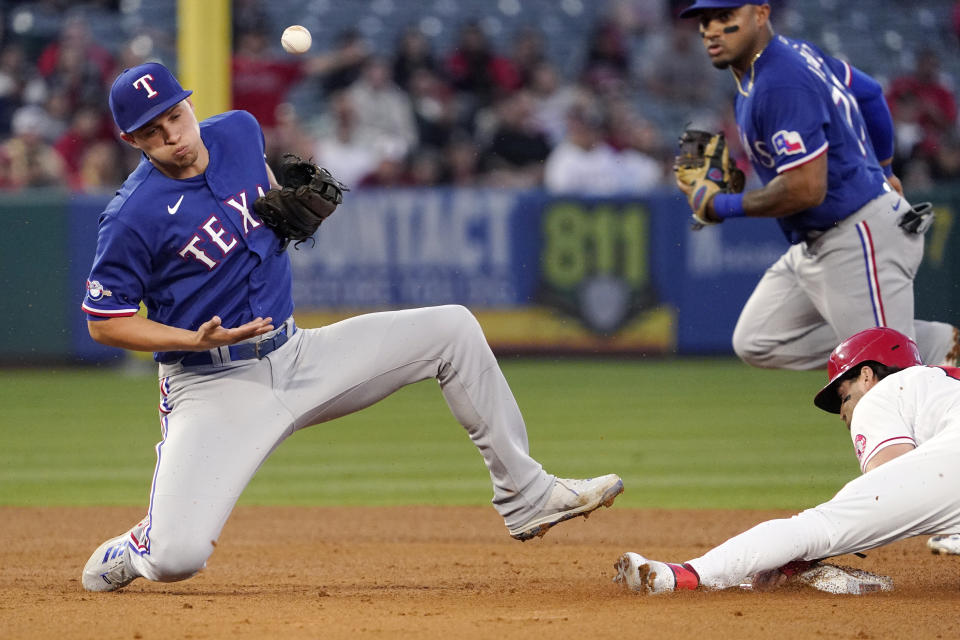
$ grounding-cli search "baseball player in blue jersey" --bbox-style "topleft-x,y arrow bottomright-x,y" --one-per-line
79,62 -> 623,592
675,1 -> 959,373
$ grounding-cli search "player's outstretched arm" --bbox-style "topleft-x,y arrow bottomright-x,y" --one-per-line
733,152 -> 828,219
88,314 -> 274,352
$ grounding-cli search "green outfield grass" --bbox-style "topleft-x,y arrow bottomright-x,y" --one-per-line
0,358 -> 855,509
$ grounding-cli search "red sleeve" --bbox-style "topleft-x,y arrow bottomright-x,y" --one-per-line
445,52 -> 468,83
37,44 -> 59,77
488,57 -> 522,91
940,366 -> 960,381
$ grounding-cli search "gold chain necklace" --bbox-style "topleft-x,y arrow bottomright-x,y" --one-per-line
732,50 -> 764,97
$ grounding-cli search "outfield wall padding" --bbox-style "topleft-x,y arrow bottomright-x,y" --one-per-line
2,186 -> 956,362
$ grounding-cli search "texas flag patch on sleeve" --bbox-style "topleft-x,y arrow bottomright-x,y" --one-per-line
772,130 -> 806,156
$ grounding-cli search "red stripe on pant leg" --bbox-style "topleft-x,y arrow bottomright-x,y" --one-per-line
860,222 -> 887,325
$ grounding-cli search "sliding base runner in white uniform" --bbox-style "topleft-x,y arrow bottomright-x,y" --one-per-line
615,328 -> 960,594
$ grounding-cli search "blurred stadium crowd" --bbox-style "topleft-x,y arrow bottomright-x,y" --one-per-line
0,0 -> 959,194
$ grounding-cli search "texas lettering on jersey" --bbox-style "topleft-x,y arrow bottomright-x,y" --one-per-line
82,110 -> 294,361
177,186 -> 267,270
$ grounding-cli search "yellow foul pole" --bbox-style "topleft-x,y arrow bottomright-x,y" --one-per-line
177,0 -> 231,121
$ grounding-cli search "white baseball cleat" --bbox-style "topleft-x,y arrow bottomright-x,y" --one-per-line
613,552 -> 700,594
82,533 -> 140,592
927,533 -> 960,555
508,474 -> 623,541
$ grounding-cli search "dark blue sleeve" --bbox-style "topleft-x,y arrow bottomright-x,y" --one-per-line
755,84 -> 831,174
820,53 -> 894,169
848,65 -> 895,167
81,214 -> 151,318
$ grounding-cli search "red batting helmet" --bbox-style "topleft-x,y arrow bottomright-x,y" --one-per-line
814,327 -> 923,414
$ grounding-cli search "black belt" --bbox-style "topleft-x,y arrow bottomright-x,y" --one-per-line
178,319 -> 297,367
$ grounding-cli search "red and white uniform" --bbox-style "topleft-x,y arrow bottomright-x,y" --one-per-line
851,366 -> 960,472
687,365 -> 960,589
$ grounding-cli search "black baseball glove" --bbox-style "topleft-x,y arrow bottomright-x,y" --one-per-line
253,154 -> 349,250
898,201 -> 935,234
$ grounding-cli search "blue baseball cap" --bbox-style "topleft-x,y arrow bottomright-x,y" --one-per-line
109,62 -> 193,133
679,0 -> 767,18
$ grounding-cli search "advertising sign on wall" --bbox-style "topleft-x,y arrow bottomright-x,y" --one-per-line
15,185 -> 957,362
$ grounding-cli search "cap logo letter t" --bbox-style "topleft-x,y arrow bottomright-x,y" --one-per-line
133,74 -> 158,98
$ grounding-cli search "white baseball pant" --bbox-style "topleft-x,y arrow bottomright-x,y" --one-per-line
687,425 -> 960,588
125,305 -> 554,582
732,190 -> 955,369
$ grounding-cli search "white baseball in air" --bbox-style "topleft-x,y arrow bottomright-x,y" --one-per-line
281,25 -> 312,55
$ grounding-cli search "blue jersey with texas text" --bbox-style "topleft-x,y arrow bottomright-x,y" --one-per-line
735,35 -> 889,243
81,110 -> 292,363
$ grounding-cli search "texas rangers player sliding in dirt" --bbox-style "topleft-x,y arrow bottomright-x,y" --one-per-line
615,327 -> 960,594
80,62 -> 623,592
674,1 -> 959,372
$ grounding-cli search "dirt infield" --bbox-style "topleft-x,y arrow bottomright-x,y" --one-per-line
2,505 -> 958,639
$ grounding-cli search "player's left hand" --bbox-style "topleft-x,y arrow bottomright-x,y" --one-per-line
673,129 -> 745,229
675,173 -> 722,227
253,154 -> 349,251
